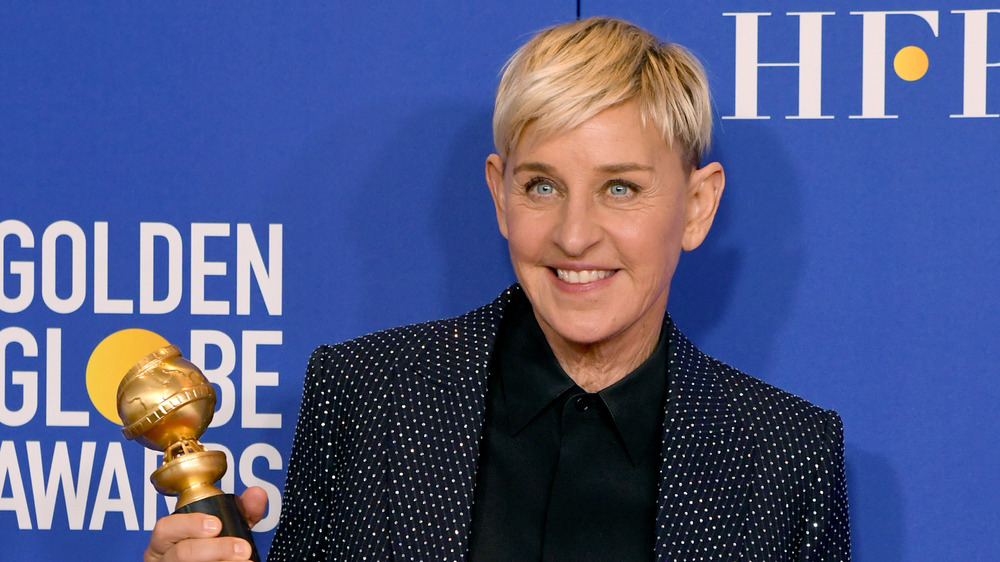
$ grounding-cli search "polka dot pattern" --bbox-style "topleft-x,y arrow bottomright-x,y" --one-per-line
269,286 -> 850,560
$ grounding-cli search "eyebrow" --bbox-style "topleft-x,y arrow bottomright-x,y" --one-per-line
511,162 -> 556,175
597,163 -> 654,174
511,161 -> 653,175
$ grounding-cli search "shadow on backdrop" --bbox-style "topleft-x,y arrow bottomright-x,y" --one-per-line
669,121 -> 805,378
342,103 -> 511,330
846,445 -> 904,561
433,107 -> 516,314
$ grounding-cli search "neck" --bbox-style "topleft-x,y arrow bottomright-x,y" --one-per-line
538,313 -> 664,393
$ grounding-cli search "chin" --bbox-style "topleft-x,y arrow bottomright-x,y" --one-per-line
543,312 -> 620,347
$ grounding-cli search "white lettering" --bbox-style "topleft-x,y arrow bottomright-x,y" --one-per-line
190,330 -> 237,427
93,222 -> 134,314
850,11 -> 940,119
41,221 -> 86,314
0,220 -> 34,313
724,11 -> 833,120
0,327 -> 38,427
241,331 -> 282,428
951,9 -> 1000,118
45,328 -> 89,426
0,440 -> 32,529
2,221 -> 282,315
237,223 -> 283,316
89,442 -> 139,530
238,443 -> 283,532
139,222 -> 183,314
191,223 -> 230,315
26,441 -> 95,530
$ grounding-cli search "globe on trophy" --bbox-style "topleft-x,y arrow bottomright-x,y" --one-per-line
117,344 -> 260,562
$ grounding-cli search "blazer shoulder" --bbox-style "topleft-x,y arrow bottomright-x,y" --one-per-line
306,285 -> 513,383
702,357 -> 851,556
710,355 -> 843,448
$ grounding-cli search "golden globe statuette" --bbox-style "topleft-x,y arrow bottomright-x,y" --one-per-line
117,345 -> 260,562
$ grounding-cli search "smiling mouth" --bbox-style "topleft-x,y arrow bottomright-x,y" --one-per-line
554,268 -> 616,284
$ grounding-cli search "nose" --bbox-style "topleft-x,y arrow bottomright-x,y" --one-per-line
552,195 -> 601,257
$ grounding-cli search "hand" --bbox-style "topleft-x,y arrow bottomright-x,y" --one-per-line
144,487 -> 268,562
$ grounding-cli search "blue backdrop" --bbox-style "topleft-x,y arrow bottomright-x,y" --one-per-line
2,2 -> 998,560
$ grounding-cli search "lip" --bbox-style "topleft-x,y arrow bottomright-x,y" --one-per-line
549,266 -> 618,291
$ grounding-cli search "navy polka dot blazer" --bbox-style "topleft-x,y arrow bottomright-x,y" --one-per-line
269,286 -> 850,561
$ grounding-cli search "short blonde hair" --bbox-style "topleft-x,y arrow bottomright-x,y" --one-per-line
493,17 -> 712,169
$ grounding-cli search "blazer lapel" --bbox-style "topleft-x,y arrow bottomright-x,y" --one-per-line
656,323 -> 754,559
383,290 -> 752,560
387,292 -> 509,561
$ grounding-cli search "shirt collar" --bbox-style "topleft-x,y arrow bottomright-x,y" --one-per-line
495,293 -> 575,435
597,326 -> 669,463
494,291 -> 669,464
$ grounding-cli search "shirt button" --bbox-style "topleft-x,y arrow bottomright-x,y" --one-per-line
574,395 -> 599,412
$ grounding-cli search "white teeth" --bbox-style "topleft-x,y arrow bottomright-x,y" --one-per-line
555,269 -> 613,284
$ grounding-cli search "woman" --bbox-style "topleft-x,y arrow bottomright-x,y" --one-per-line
147,16 -> 849,561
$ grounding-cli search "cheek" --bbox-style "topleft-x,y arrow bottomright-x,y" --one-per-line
618,213 -> 684,273
504,211 -> 546,257
620,208 -> 680,243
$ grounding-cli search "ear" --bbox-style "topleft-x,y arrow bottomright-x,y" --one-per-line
485,153 -> 509,240
681,161 -> 725,251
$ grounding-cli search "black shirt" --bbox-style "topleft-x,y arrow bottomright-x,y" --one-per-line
468,292 -> 668,561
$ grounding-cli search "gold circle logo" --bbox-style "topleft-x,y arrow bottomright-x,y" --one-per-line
894,46 -> 929,81
86,328 -> 170,424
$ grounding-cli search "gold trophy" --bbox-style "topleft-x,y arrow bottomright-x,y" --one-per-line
117,345 -> 261,562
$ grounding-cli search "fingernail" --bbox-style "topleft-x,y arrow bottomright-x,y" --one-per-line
234,540 -> 249,556
204,517 -> 221,532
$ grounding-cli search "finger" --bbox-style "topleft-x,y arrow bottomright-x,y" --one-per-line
236,486 -> 268,528
159,536 -> 253,562
146,513 -> 223,561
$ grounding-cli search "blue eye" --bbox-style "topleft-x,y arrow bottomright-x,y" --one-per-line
527,179 -> 555,194
608,183 -> 630,196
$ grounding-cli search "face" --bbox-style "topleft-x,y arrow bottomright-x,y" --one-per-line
486,101 -> 724,357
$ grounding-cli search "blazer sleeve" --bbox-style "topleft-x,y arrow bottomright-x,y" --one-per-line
797,410 -> 851,561
268,346 -> 341,560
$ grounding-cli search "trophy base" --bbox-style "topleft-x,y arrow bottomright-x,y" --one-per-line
176,493 -> 261,562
